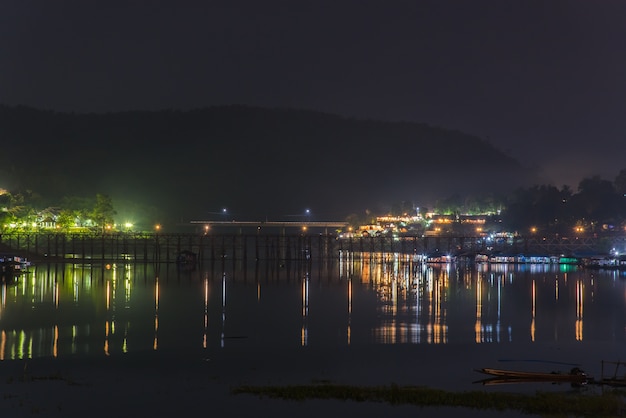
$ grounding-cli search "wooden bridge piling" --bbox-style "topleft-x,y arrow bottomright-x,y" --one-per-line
0,232 -> 620,264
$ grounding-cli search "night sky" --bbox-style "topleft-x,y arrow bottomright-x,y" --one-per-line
3,0 -> 626,188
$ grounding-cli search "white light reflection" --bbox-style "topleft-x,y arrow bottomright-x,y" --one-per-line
221,272 -> 226,348
31,274 -> 36,306
124,264 -> 132,307
154,277 -> 160,351
73,271 -> 79,303
431,267 -> 448,344
203,275 -> 208,349
497,274 -> 501,343
301,271 -> 309,346
0,282 -> 5,320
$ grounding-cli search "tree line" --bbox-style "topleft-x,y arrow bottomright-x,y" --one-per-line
500,171 -> 626,234
0,191 -> 116,232
1,170 -> 626,235
376,169 -> 626,235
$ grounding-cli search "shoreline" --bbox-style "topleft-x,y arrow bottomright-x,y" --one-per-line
1,345 -> 593,418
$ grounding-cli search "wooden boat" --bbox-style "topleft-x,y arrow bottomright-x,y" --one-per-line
476,367 -> 589,383
597,361 -> 626,387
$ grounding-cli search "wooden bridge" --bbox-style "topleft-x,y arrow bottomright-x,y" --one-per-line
0,232 -> 622,264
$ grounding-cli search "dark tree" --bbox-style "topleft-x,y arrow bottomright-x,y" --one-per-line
92,194 -> 117,230
614,169 -> 626,195
568,176 -> 621,230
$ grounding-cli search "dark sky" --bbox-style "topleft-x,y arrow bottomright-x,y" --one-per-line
3,0 -> 625,188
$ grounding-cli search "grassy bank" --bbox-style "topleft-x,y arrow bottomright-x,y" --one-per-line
232,383 -> 626,417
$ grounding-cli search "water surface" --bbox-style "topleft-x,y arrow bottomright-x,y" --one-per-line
1,254 -> 625,392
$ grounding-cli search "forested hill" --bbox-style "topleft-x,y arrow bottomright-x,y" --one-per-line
0,105 -> 534,225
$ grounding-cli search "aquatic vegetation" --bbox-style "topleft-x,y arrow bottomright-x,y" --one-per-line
232,383 -> 626,417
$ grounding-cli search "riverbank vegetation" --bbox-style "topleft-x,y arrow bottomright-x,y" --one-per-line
232,382 -> 626,417
348,171 -> 626,237
1,169 -> 626,236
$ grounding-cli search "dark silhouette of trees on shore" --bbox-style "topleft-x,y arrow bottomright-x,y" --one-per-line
500,174 -> 626,234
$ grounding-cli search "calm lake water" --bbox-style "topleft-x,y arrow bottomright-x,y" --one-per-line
2,252 -> 625,393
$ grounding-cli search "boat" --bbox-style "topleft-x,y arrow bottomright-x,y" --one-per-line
175,250 -> 198,271
176,250 -> 197,264
475,367 -> 589,383
1,255 -> 26,284
1,254 -> 30,273
597,361 -> 626,387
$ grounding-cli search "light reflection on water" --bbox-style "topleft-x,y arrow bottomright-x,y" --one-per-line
0,253 -> 625,360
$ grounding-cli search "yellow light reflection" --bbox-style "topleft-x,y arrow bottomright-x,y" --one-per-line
106,281 -> 110,310
348,278 -> 352,345
475,277 -> 482,343
155,277 -> 160,351
18,330 -> 25,359
153,317 -> 159,351
0,330 -> 5,360
104,321 -> 110,356
555,277 -> 559,301
54,279 -> 59,309
53,325 -> 58,358
531,280 -> 536,342
11,330 -> 15,359
123,321 -> 129,353
202,277 -> 208,349
72,325 -> 77,354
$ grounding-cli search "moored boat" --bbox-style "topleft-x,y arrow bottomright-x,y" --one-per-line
476,367 -> 588,382
1,254 -> 31,283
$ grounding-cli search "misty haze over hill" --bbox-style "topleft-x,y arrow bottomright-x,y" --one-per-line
0,105 -> 535,228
